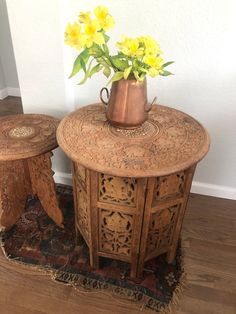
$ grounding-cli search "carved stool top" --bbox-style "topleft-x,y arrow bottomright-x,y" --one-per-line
57,104 -> 210,177
0,114 -> 59,161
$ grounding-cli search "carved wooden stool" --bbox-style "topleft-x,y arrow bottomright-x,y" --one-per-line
0,114 -> 63,231
57,104 -> 210,278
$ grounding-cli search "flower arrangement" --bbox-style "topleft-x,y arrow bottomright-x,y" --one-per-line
65,6 -> 173,85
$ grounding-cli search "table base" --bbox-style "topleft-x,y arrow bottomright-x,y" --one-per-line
72,162 -> 195,279
0,152 -> 63,231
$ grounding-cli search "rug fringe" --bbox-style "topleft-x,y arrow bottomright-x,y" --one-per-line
0,232 -> 187,313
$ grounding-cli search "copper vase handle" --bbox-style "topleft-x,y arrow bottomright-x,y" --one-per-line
100,87 -> 110,105
145,96 -> 157,112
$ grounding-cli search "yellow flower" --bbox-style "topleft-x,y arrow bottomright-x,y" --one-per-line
117,36 -> 144,57
148,68 -> 159,77
64,22 -> 87,49
94,6 -> 108,21
101,14 -> 115,31
79,11 -> 91,24
143,55 -> 164,69
139,35 -> 162,56
94,6 -> 115,31
84,19 -> 104,47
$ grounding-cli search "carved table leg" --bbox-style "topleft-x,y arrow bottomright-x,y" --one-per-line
166,166 -> 196,263
27,152 -> 63,228
0,160 -> 31,231
136,178 -> 156,278
89,171 -> 99,268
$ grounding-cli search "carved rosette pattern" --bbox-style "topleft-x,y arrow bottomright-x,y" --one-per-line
146,205 -> 180,257
99,209 -> 133,256
57,104 -> 210,177
0,114 -> 59,161
152,172 -> 185,205
99,174 -> 137,207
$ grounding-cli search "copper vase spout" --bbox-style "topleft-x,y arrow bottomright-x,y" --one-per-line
100,78 -> 156,129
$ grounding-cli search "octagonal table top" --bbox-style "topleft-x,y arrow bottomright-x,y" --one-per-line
0,114 -> 59,161
57,104 -> 210,177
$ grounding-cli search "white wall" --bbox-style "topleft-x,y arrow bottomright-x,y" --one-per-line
0,58 -> 6,89
6,0 -> 236,199
0,0 -> 19,94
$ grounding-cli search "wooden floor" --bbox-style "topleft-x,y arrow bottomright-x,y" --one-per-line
0,193 -> 235,314
0,96 -> 23,116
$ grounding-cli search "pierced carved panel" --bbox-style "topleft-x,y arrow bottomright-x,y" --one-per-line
75,183 -> 90,244
152,172 -> 185,205
99,174 -> 137,207
146,205 -> 180,256
99,209 -> 133,256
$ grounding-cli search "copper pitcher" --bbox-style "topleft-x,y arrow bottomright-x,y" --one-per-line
100,78 -> 156,129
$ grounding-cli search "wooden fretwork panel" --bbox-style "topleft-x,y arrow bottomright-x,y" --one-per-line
99,209 -> 133,256
99,174 -> 137,207
146,205 -> 180,258
152,172 -> 185,205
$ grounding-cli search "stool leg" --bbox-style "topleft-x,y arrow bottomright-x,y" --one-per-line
27,152 -> 64,228
0,160 -> 29,231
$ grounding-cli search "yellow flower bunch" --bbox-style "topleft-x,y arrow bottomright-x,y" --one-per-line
65,5 -> 114,50
65,5 -> 173,85
116,35 -> 165,78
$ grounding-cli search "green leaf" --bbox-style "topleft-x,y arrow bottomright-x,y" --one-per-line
102,44 -> 109,55
104,34 -> 110,43
88,64 -> 102,78
107,71 -> 124,85
139,72 -> 146,81
78,59 -> 93,85
111,57 -> 128,71
103,66 -> 111,78
80,59 -> 86,73
163,61 -> 174,68
161,70 -> 173,76
124,66 -> 132,79
139,67 -> 148,73
133,70 -> 140,81
96,57 -> 112,67
69,49 -> 89,78
89,45 -> 103,57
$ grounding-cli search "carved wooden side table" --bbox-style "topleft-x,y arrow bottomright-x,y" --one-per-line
57,104 -> 210,278
0,114 -> 63,231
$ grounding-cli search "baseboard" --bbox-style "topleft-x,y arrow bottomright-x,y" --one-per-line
191,181 -> 236,200
0,88 -> 8,100
54,171 -> 236,200
0,87 -> 21,99
7,87 -> 21,97
54,171 -> 73,186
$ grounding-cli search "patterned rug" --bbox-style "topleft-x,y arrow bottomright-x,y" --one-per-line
0,185 -> 185,313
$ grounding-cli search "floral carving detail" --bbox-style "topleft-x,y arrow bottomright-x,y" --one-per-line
99,174 -> 137,206
152,172 -> 185,205
57,104 -> 210,177
146,205 -> 179,256
99,209 -> 133,256
0,114 -> 59,161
